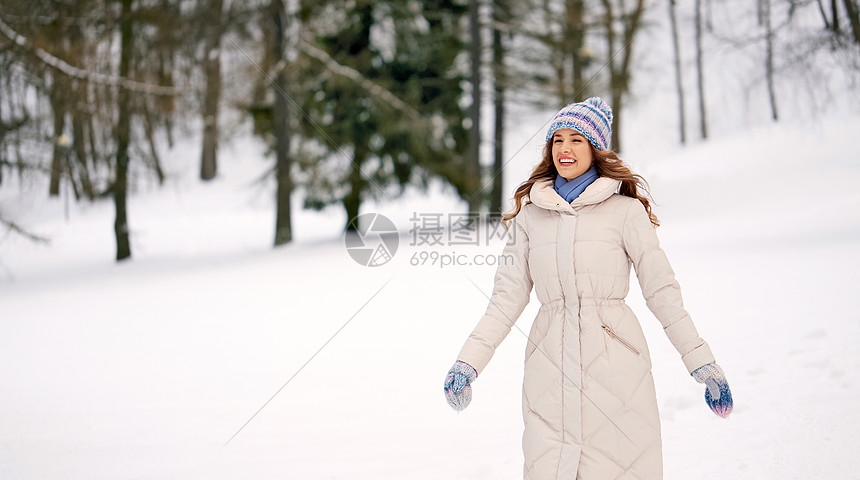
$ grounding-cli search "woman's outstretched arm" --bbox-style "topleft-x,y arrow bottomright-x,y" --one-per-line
456,214 -> 534,376
621,199 -> 715,374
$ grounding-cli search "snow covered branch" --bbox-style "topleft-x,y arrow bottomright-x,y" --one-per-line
0,18 -> 186,97
297,34 -> 420,120
0,215 -> 49,244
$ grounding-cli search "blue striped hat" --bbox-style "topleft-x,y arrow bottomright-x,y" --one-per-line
545,97 -> 614,151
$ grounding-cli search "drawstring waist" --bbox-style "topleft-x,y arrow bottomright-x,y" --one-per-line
541,297 -> 625,308
580,298 -> 625,306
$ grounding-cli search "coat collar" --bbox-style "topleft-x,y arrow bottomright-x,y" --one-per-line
529,176 -> 621,213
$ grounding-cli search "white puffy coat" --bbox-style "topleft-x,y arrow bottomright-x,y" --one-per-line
456,177 -> 715,480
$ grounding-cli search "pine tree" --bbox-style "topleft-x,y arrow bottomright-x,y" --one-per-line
297,0 -> 468,231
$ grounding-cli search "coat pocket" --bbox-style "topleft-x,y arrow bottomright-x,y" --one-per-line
601,325 -> 640,356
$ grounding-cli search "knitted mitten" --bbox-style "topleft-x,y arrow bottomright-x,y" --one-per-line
443,361 -> 478,411
691,363 -> 733,418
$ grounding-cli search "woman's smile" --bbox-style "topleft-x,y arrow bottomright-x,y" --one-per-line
552,129 -> 594,179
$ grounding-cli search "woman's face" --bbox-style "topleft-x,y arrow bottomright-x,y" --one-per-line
551,128 -> 593,180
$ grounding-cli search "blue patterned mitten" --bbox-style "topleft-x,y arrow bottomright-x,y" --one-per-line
692,363 -> 733,418
443,361 -> 478,411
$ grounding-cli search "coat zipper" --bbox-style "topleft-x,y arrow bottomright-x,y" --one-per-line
601,325 -> 640,356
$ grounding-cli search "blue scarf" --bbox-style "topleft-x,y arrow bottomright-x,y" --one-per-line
554,165 -> 599,203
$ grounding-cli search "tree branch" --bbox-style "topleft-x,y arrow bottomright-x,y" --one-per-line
0,17 -> 186,97
296,33 -> 420,120
0,215 -> 50,244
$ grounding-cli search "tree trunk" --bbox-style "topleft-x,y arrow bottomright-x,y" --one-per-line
343,146 -> 366,232
844,0 -> 860,43
71,98 -> 94,200
618,0 -> 644,152
0,97 -> 3,183
87,106 -> 99,172
833,0 -> 842,32
159,0 -> 177,148
200,0 -> 223,181
611,89 -> 623,153
62,145 -> 80,201
46,11 -> 67,198
254,9 -> 275,106
467,0 -> 483,217
114,0 -> 134,261
669,0 -> 686,144
762,0 -> 779,121
602,0 -> 644,152
695,0 -> 708,139
535,0 -> 564,104
272,0 -> 292,246
816,0 -> 832,29
566,0 -> 586,99
273,68 -> 293,245
490,2 -> 506,220
142,100 -> 166,184
49,94 -> 64,197
67,21 -> 95,200
601,0 -> 618,150
554,62 -> 566,104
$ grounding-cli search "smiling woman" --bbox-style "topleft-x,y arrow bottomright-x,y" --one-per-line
551,129 -> 600,204
443,97 -> 734,480
552,130 -> 593,180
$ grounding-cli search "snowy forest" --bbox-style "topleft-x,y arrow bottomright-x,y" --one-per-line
2,0 -> 860,479
2,0 -> 858,259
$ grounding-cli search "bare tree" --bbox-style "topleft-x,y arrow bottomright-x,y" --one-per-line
694,0 -> 708,139
44,8 -> 72,197
467,0 -> 483,216
815,0 -> 840,31
844,0 -> 860,43
271,0 -> 293,246
115,0 -> 135,261
602,0 -> 646,151
668,0 -> 687,144
200,0 -> 224,181
69,21 -> 96,202
833,0 -> 842,31
814,0 -> 860,44
528,0 -> 594,107
760,0 -> 779,121
491,0 -> 509,219
48,82 -> 66,197
566,0 -> 588,99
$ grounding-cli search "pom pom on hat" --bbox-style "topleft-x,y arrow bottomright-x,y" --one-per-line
545,97 -> 614,151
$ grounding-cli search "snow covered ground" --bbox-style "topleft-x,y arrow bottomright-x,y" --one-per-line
3,105 -> 860,479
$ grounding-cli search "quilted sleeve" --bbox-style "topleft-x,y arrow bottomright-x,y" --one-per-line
622,199 -> 715,374
456,213 -> 534,376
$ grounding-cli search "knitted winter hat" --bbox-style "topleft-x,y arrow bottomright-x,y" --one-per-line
544,97 -> 614,151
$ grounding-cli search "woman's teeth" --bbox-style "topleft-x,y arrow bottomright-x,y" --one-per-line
559,158 -> 575,164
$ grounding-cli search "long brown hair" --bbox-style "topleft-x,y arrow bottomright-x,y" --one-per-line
502,139 -> 660,227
